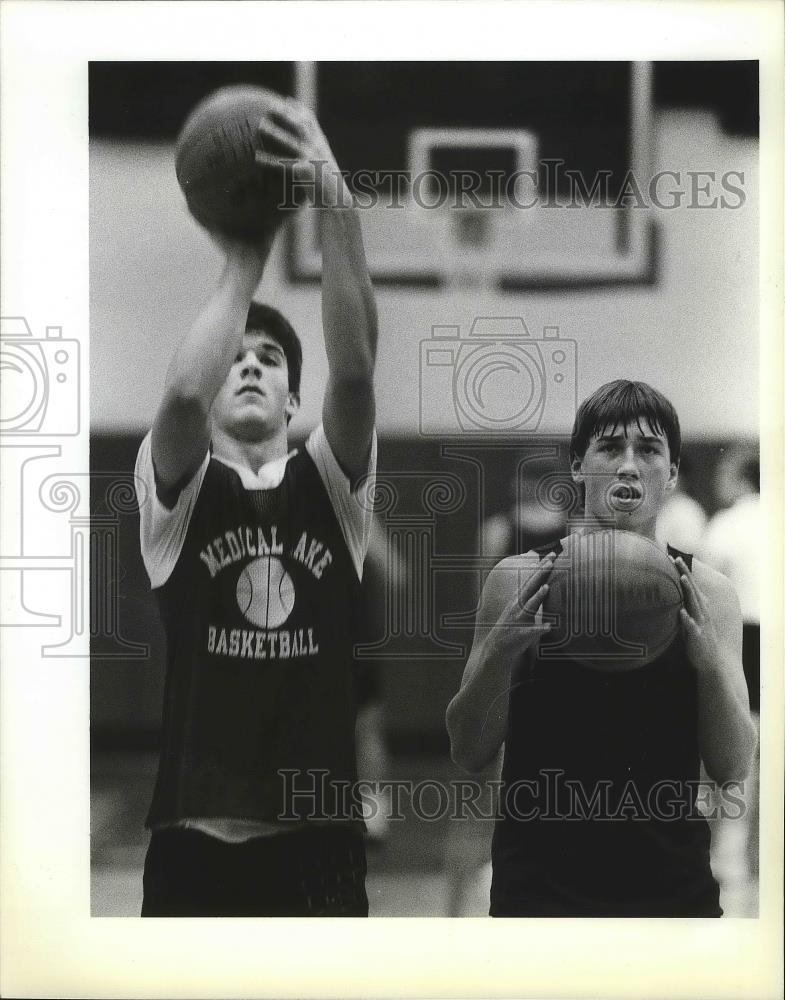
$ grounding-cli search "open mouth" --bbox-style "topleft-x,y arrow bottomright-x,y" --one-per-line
609,482 -> 643,510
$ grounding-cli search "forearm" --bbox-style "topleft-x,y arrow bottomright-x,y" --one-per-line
695,658 -> 757,785
446,642 -> 517,773
320,202 -> 378,381
164,248 -> 268,407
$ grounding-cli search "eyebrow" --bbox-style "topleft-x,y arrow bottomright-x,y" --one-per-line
596,433 -> 664,444
242,342 -> 284,360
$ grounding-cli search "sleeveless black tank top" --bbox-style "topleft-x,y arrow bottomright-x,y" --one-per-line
491,539 -> 721,916
146,448 -> 363,830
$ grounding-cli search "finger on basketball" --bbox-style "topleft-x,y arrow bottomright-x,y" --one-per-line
518,558 -> 555,606
497,614 -> 551,641
679,607 -> 700,637
257,89 -> 302,124
519,583 -> 550,621
678,570 -> 704,623
499,581 -> 544,624
257,117 -> 302,156
674,558 -> 705,608
282,99 -> 316,136
270,109 -> 309,141
266,99 -> 313,141
254,150 -> 293,170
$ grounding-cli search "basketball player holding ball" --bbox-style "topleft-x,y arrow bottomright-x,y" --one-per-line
447,381 -> 757,916
135,92 -> 378,916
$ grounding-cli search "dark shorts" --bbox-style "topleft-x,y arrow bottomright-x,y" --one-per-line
142,824 -> 368,917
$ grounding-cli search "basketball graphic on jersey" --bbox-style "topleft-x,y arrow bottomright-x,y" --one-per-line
236,556 -> 295,628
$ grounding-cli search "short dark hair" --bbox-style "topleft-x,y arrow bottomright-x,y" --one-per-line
570,380 -> 681,464
245,302 -> 302,395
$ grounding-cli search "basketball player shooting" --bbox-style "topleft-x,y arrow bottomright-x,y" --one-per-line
446,381 -> 757,916
134,93 -> 378,916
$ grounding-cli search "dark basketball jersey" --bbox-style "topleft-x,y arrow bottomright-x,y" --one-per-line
135,428 -> 374,832
491,540 -> 721,917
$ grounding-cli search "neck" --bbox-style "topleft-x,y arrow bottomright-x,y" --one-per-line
211,425 -> 290,472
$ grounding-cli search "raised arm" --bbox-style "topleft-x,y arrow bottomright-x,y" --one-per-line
150,237 -> 273,501
674,555 -> 758,784
319,204 -> 377,481
256,97 -> 377,483
446,553 -> 555,773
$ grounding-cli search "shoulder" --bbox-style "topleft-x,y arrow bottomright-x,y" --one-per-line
691,557 -> 741,616
134,430 -> 213,588
305,422 -> 377,490
672,493 -> 704,514
703,506 -> 733,536
137,428 -> 217,506
304,423 -> 376,580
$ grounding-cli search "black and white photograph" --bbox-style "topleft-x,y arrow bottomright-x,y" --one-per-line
1,2 -> 783,998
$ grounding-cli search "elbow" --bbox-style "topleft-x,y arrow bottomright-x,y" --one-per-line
447,732 -> 480,774
331,370 -> 376,399
445,703 -> 469,772
446,703 -> 490,775
354,287 -> 380,373
706,735 -> 758,787
732,716 -> 761,784
710,761 -> 750,787
163,381 -> 212,417
355,270 -> 378,333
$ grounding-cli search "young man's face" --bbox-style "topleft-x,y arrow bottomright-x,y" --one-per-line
571,418 -> 678,535
212,331 -> 299,440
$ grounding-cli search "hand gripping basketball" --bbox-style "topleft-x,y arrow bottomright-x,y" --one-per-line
487,553 -> 555,659
175,86 -> 330,241
673,555 -> 722,673
254,95 -> 352,210
540,531 -> 683,671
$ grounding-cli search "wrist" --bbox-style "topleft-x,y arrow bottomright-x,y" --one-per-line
691,648 -> 723,677
219,245 -> 268,293
313,158 -> 353,209
484,627 -> 527,665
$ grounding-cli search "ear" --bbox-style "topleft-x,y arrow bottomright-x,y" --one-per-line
570,455 -> 584,484
665,459 -> 679,494
285,391 -> 301,421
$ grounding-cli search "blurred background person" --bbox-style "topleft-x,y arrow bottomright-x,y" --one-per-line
700,449 -> 760,881
354,516 -> 405,845
655,456 -> 708,553
479,467 -> 569,569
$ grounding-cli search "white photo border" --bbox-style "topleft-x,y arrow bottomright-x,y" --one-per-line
1,2 -> 782,998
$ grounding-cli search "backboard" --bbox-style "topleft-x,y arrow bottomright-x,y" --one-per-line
288,61 -> 657,290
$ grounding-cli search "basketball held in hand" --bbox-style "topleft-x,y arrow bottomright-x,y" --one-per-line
541,530 -> 683,671
175,85 -> 296,241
